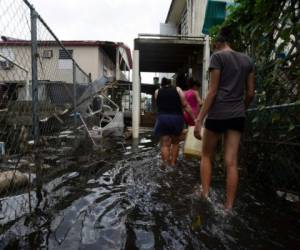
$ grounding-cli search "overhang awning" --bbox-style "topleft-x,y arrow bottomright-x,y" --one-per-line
202,0 -> 227,35
134,35 -> 205,73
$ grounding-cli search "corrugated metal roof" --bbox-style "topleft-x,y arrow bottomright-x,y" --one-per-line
0,39 -> 132,68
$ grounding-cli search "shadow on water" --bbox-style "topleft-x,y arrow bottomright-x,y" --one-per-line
0,133 -> 300,249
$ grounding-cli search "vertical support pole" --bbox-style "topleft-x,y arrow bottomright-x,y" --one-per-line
30,7 -> 42,209
31,8 -> 39,145
73,61 -> 77,126
128,67 -> 130,81
151,93 -> 156,112
202,35 -> 210,99
132,50 -> 140,139
188,56 -> 193,78
25,74 -> 30,100
116,47 -> 120,81
128,82 -> 131,111
88,72 -> 92,108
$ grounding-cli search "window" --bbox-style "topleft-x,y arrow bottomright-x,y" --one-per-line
42,50 -> 53,58
58,49 -> 73,69
0,48 -> 15,70
59,49 -> 73,59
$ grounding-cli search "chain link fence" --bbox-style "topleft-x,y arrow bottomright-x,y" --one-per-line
0,0 -> 94,237
242,102 -> 300,200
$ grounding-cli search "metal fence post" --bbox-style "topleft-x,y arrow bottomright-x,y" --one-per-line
88,72 -> 92,113
73,61 -> 77,127
30,7 -> 39,145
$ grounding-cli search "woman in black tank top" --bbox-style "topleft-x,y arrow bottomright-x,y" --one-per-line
154,78 -> 194,167
156,86 -> 182,115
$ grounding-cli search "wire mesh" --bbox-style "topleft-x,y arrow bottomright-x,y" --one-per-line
0,0 -> 92,237
0,0 -> 34,238
241,102 -> 300,197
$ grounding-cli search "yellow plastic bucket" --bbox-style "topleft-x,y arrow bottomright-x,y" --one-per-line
183,126 -> 202,159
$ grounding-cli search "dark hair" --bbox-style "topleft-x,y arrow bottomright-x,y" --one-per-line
187,78 -> 201,89
192,80 -> 201,88
216,25 -> 233,43
186,78 -> 193,88
161,77 -> 170,87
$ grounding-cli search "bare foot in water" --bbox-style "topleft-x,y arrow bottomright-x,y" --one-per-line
224,202 -> 233,210
194,185 -> 211,201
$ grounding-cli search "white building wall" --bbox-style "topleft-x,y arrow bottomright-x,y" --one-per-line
0,45 -> 122,83
197,0 -> 209,36
187,0 -> 193,35
187,0 -> 208,36
165,0 -> 209,37
72,46 -> 99,81
40,46 -> 72,83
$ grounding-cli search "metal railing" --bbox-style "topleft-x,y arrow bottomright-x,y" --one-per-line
138,33 -> 206,41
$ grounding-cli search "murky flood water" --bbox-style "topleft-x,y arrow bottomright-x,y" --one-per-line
0,133 -> 300,249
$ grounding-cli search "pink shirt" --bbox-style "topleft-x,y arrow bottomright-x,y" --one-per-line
184,89 -> 200,126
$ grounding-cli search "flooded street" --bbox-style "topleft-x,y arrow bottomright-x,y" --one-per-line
1,133 -> 300,250
0,0 -> 299,249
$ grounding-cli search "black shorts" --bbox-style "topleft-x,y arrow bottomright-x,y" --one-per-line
205,117 -> 245,133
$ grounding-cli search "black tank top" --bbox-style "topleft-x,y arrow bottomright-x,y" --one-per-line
157,86 -> 182,114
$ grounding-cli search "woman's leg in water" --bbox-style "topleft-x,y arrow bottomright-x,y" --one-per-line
160,136 -> 172,165
170,135 -> 181,166
224,130 -> 241,209
200,128 -> 220,198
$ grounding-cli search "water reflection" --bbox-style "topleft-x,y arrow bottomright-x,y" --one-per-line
0,134 -> 300,249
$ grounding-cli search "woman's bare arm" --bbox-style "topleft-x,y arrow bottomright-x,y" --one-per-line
245,72 -> 255,108
194,69 -> 221,139
194,90 -> 203,107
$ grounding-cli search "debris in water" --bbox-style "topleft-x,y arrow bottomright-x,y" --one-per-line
0,170 -> 29,193
192,215 -> 202,230
276,190 -> 300,202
